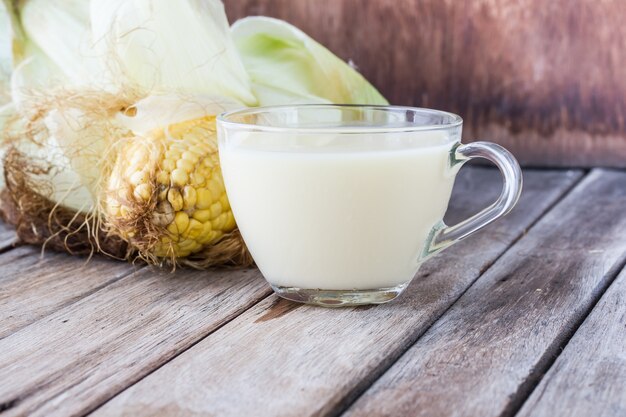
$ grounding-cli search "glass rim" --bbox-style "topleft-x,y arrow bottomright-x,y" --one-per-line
217,104 -> 463,134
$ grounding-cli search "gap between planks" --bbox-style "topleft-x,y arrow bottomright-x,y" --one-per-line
344,168 -> 626,417
499,254 -> 626,417
0,263 -> 271,417
502,168 -> 626,417
0,246 -> 144,340
331,166 -> 588,417
0,167 -> 584,416
89,168 -> 583,417
515,263 -> 626,417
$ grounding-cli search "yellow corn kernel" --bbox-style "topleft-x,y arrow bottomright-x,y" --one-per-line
214,212 -> 229,230
210,230 -> 221,241
156,171 -> 170,185
167,222 -> 179,235
133,183 -> 153,201
209,202 -> 222,219
158,187 -> 168,201
167,188 -> 184,211
173,211 -> 190,234
129,170 -> 148,186
165,150 -> 181,160
207,179 -> 221,198
178,238 -> 196,250
176,158 -> 194,173
162,158 -> 176,172
171,168 -> 188,187
224,211 -> 236,230
184,218 -> 204,240
182,186 -> 197,210
170,141 -> 187,151
107,115 -> 238,260
182,151 -> 199,163
190,172 -> 205,187
219,194 -> 230,211
192,209 -> 212,223
189,242 -> 201,253
196,189 -> 212,209
198,222 -> 213,243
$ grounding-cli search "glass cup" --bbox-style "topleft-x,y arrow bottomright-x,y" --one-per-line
217,105 -> 522,307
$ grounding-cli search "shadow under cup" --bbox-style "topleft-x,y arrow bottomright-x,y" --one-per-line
217,105 -> 522,307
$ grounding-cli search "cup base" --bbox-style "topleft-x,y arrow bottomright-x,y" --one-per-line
270,283 -> 408,307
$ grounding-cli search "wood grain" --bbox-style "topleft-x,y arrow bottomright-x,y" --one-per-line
91,168 -> 582,417
345,169 -> 626,417
0,267 -> 270,417
0,247 -> 138,339
224,0 -> 626,167
0,221 -> 16,251
516,265 -> 626,417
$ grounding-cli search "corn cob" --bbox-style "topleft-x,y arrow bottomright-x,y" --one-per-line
105,116 -> 236,259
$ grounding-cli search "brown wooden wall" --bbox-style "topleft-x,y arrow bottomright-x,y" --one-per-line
224,0 -> 626,168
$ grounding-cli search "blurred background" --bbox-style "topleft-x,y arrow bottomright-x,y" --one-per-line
225,0 -> 626,168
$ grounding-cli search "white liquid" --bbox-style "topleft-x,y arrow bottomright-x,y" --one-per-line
220,132 -> 457,290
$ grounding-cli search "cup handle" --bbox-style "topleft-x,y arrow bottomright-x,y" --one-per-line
424,141 -> 523,258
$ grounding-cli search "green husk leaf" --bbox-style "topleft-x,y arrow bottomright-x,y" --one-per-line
231,16 -> 388,106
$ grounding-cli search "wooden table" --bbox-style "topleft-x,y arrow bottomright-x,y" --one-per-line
1,166 -> 625,417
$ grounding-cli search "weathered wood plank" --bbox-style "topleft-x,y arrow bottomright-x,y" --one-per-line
0,267 -> 270,417
0,221 -> 17,251
225,0 -> 626,167
344,169 -> 626,417
516,265 -> 626,417
91,168 -> 582,417
0,247 -> 139,339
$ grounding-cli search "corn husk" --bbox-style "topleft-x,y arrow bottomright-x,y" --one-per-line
232,17 -> 387,105
90,0 -> 256,104
0,1 -> 12,104
0,0 -> 387,268
20,0 -> 110,89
